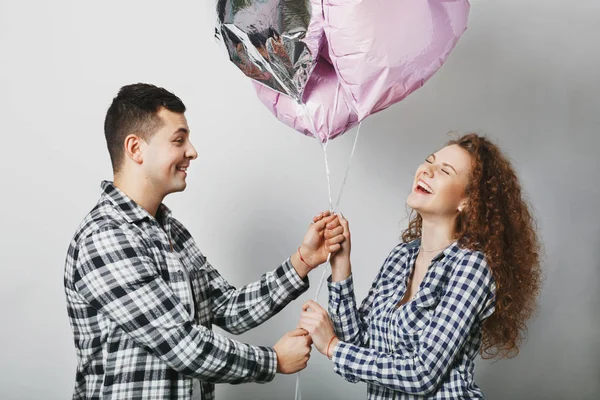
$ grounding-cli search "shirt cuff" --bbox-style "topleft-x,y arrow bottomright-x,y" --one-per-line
254,346 -> 278,383
331,340 -> 360,383
280,258 -> 310,293
328,274 -> 354,313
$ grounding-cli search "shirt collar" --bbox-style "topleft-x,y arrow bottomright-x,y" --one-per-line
100,180 -> 172,224
407,238 -> 460,263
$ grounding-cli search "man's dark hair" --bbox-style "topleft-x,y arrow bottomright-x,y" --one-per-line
104,83 -> 186,172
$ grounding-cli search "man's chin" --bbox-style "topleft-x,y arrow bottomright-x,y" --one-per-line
165,182 -> 187,195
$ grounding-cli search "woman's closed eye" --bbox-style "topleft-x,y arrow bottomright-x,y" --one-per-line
426,158 -> 450,175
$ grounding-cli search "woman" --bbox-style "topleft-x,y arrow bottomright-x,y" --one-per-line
299,133 -> 542,399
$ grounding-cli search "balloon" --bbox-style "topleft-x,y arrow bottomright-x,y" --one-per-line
254,58 -> 359,142
217,0 -> 470,141
324,0 -> 470,120
215,0 -> 325,101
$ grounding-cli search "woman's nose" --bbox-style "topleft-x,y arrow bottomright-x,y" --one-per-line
422,163 -> 434,177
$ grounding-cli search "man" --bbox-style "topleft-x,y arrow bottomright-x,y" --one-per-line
64,83 -> 344,399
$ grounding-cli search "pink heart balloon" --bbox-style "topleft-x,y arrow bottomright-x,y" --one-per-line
324,0 -> 470,120
253,0 -> 470,141
254,57 -> 359,142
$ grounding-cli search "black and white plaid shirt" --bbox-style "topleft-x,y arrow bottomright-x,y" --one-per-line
328,240 -> 496,399
64,181 -> 310,399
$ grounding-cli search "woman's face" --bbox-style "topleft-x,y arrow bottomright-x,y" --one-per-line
406,144 -> 473,219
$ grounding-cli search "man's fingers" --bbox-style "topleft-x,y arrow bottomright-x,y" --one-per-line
313,211 -> 331,223
325,216 -> 340,229
336,213 -> 350,233
288,328 -> 309,337
325,226 -> 344,238
326,235 -> 345,245
313,214 -> 337,231
328,243 -> 341,253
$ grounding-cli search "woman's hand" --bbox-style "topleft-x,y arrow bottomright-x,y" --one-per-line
298,300 -> 340,358
320,212 -> 352,281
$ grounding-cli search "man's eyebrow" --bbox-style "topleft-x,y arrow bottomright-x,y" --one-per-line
172,127 -> 189,135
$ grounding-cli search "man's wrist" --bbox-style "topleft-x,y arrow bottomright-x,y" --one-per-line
290,251 -> 311,279
300,245 -> 322,268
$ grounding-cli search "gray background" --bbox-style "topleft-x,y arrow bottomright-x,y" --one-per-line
0,0 -> 598,399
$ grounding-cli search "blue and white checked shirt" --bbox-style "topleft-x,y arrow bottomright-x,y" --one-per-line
328,240 -> 496,399
64,181 -> 310,399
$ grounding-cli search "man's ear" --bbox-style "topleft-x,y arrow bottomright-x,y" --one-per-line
124,134 -> 144,164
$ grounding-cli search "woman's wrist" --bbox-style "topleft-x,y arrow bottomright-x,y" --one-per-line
327,337 -> 340,359
330,259 -> 351,282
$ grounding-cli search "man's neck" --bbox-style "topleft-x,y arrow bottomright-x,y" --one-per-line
114,173 -> 164,217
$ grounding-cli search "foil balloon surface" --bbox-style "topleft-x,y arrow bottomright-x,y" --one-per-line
216,0 -> 324,101
216,0 -> 470,142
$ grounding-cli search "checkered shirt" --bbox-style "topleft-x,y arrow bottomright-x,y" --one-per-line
64,181 -> 309,399
328,240 -> 496,399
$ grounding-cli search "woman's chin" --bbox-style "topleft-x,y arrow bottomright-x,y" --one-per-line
406,194 -> 423,211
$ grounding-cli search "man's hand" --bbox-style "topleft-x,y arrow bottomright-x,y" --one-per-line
314,212 -> 352,282
291,211 -> 345,278
273,328 -> 312,374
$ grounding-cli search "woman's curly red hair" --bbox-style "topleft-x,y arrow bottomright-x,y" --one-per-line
402,133 -> 542,359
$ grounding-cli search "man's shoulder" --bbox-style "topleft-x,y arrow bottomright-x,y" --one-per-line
69,197 -> 132,249
169,216 -> 192,240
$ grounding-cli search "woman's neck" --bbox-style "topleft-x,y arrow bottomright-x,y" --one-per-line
419,216 -> 456,253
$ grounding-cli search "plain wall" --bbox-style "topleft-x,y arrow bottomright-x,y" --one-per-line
0,0 -> 598,399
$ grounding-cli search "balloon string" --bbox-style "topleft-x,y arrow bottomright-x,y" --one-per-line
321,141 -> 334,213
335,121 -> 362,209
294,102 -> 362,400
294,374 -> 302,400
311,120 -> 361,302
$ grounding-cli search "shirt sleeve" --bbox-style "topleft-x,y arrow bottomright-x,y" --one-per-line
73,225 -> 277,384
205,258 -> 310,334
327,246 -> 402,347
330,251 -> 496,395
327,271 -> 379,347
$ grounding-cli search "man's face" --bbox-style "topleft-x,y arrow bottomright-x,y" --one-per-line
140,107 -> 197,197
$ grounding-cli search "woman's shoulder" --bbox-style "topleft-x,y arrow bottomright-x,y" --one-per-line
449,245 -> 494,282
380,240 -> 419,272
386,240 -> 416,260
